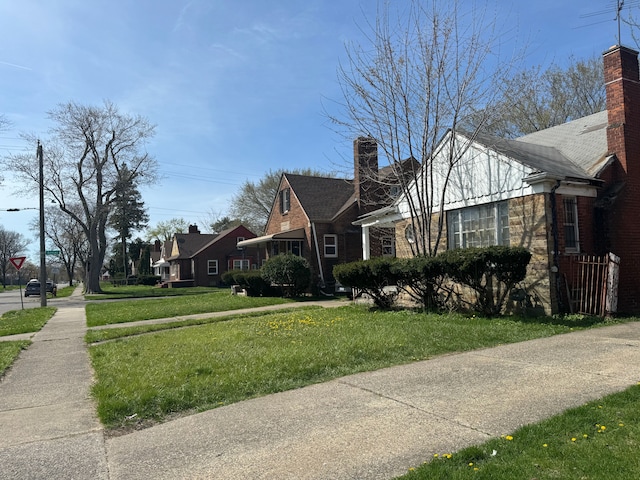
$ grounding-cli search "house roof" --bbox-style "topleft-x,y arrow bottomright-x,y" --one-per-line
471,111 -> 609,181
284,174 -> 356,222
168,232 -> 218,261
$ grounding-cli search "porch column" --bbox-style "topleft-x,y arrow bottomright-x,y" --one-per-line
361,225 -> 371,260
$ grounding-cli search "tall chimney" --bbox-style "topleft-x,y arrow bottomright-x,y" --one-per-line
354,137 -> 378,210
603,45 -> 640,313
604,45 -> 640,181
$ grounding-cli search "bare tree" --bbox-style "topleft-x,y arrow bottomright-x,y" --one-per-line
145,217 -> 189,243
331,0 -> 522,256
4,101 -> 157,293
30,205 -> 88,286
0,227 -> 29,287
229,168 -> 336,235
481,55 -> 605,138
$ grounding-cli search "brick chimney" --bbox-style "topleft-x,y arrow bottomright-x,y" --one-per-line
603,45 -> 640,313
188,224 -> 200,234
354,137 -> 379,210
604,45 -> 640,181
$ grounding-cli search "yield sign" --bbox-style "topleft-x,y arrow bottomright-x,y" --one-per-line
9,256 -> 26,271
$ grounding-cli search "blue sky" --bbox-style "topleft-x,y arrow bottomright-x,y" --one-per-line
0,0 -> 635,260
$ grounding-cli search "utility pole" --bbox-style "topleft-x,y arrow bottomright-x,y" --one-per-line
38,141 -> 47,307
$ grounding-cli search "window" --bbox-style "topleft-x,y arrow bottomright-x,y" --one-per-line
382,236 -> 395,257
563,197 -> 580,251
207,260 -> 218,275
271,240 -> 303,256
448,201 -> 509,249
236,236 -> 245,247
324,234 -> 338,257
279,188 -> 291,214
233,259 -> 250,270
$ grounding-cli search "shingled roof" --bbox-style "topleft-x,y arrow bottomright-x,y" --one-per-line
471,110 -> 609,182
284,173 -> 356,222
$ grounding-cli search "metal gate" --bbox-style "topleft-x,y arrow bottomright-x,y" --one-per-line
566,253 -> 620,317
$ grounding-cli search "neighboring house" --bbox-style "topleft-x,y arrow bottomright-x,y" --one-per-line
356,45 -> 640,316
151,240 -> 172,282
237,138 -> 418,292
165,224 -> 259,287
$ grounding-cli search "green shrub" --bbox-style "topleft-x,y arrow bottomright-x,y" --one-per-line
222,269 -> 273,296
439,246 -> 532,315
136,275 -> 160,286
391,255 -> 446,310
261,254 -> 311,297
333,257 -> 400,309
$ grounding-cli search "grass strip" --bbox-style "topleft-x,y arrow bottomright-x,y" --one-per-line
397,383 -> 640,479
0,341 -> 30,376
85,306 -> 324,343
85,284 -> 223,300
89,306 -> 616,428
86,290 -> 294,327
0,307 -> 56,337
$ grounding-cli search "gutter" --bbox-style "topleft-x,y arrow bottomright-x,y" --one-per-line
311,222 -> 325,288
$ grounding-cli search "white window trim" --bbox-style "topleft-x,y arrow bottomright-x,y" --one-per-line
448,201 -> 509,249
233,259 -> 250,270
208,259 -> 218,275
324,234 -> 338,258
563,196 -> 580,253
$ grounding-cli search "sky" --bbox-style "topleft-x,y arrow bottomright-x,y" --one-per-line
0,0 -> 636,261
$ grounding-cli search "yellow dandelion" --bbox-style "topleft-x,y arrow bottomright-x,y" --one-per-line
469,462 -> 474,467
543,444 -> 548,448
474,467 -> 479,471
408,467 -> 415,472
619,423 -> 625,427
583,434 -> 589,438
505,435 -> 513,441
433,454 -> 439,458
600,425 -> 607,431
571,437 -> 577,442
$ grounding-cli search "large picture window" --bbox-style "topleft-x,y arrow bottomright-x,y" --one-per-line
448,201 -> 509,249
233,259 -> 250,270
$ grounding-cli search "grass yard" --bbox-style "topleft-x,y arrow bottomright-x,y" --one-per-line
88,305 -> 616,429
0,307 -> 56,337
86,283 -> 232,300
0,341 -> 30,376
86,290 -> 294,327
396,383 -> 640,479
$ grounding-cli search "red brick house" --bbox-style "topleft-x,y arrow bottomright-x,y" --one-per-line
357,45 -> 640,315
166,224 -> 258,287
237,138 -> 417,292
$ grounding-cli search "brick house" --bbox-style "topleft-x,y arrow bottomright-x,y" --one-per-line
237,138 -> 418,292
166,224 -> 259,287
356,45 -> 640,315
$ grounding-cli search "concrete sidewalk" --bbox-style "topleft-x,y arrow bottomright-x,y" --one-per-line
0,288 -> 108,479
1,294 -> 639,480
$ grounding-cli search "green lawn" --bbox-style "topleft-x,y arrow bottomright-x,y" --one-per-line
0,341 -> 30,376
85,284 -> 230,300
0,307 -> 56,337
397,384 -> 640,479
88,305 -> 617,429
86,290 -> 294,327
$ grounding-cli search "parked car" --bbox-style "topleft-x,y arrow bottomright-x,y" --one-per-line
24,279 -> 57,297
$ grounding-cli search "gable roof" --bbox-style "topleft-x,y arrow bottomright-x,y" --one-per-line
284,173 -> 356,222
168,232 -> 217,261
471,111 -> 609,182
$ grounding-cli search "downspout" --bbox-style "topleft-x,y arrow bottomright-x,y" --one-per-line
311,222 -> 326,288
549,180 -> 564,312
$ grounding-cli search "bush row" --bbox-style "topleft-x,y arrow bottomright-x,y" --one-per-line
222,254 -> 312,297
333,246 -> 532,315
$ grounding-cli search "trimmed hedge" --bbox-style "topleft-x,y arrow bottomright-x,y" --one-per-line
334,246 -> 532,314
222,269 -> 273,296
333,257 -> 400,309
261,254 -> 311,297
